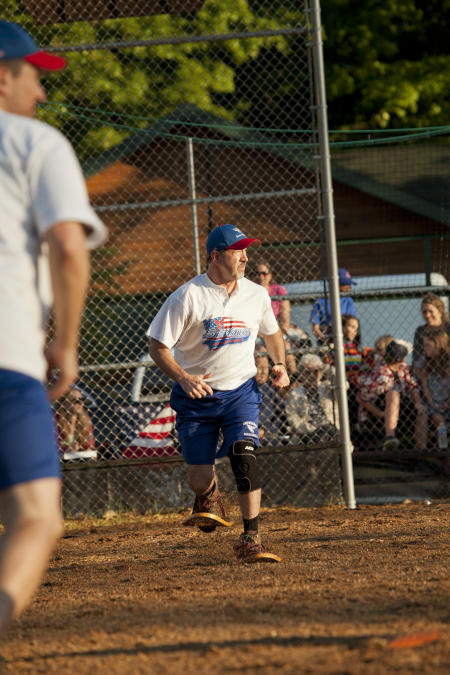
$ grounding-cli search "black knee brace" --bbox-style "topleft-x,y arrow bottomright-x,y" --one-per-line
228,439 -> 261,493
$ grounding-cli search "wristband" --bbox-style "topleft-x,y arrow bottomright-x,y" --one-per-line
272,363 -> 286,368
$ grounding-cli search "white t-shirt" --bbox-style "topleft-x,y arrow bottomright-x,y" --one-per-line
0,111 -> 107,381
147,273 -> 279,390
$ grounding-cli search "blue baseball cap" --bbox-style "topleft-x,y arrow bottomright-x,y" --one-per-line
206,224 -> 261,256
0,21 -> 66,71
338,268 -> 356,286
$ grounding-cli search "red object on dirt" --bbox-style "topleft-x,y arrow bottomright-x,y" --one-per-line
388,631 -> 442,648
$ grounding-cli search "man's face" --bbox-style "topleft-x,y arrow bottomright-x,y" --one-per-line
0,61 -> 46,117
214,247 -> 248,282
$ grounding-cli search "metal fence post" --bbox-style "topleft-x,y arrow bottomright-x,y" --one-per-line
187,137 -> 202,275
310,0 -> 356,509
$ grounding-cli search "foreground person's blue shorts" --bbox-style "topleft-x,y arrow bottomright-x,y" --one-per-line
0,369 -> 60,490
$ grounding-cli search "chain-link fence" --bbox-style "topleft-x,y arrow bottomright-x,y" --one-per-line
5,1 -> 449,513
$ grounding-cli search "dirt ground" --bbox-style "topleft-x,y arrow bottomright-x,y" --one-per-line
1,501 -> 449,674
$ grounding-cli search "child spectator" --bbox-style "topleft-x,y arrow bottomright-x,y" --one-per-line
341,314 -> 362,384
373,334 -> 395,362
54,387 -> 96,460
340,314 -> 362,429
357,340 -> 427,451
421,326 -> 450,447
310,268 -> 357,344
371,334 -> 411,369
326,315 -> 373,434
283,353 -> 338,445
255,353 -> 287,444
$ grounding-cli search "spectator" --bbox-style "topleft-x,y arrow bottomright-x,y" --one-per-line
283,336 -> 298,377
284,324 -> 312,353
325,315 -> 373,434
255,353 -> 287,444
413,293 -> 450,374
374,334 -> 395,362
310,268 -> 357,344
54,387 -> 96,460
420,326 -> 450,446
255,353 -> 270,390
340,314 -> 363,428
254,260 -> 290,333
283,353 -> 338,444
341,314 -> 362,384
357,340 -> 427,451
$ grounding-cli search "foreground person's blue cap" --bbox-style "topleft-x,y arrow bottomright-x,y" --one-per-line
0,20 -> 66,71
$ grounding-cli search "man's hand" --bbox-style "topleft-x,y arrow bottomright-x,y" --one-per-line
271,365 -> 290,390
178,372 -> 213,399
45,340 -> 78,402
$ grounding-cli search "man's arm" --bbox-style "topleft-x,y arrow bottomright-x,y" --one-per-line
310,300 -> 327,342
149,338 -> 213,399
262,329 -> 290,389
45,222 -> 90,401
312,322 -> 327,342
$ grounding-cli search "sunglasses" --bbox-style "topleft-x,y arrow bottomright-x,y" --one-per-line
256,271 -> 270,276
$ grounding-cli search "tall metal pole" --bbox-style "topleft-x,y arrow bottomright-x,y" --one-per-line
310,0 -> 356,508
205,146 -> 214,233
187,138 -> 202,275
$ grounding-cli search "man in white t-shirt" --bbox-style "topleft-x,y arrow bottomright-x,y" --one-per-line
148,224 -> 290,563
0,20 -> 107,636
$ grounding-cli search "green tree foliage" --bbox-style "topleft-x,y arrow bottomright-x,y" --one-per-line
3,0 -> 449,142
321,0 -> 450,128
4,0 -> 303,156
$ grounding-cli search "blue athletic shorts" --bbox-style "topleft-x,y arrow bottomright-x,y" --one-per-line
170,377 -> 262,465
0,369 -> 60,491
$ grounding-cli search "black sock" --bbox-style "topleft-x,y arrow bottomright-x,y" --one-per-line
202,480 -> 216,497
243,516 -> 259,533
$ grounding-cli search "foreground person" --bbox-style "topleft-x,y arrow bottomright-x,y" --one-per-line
148,224 -> 289,563
0,21 -> 107,636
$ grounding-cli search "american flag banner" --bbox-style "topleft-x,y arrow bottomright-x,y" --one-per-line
116,402 -> 180,459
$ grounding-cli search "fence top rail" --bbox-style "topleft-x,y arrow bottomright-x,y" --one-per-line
86,284 -> 449,308
47,26 -> 308,55
79,345 -> 330,373
61,442 -> 341,471
252,285 -> 450,303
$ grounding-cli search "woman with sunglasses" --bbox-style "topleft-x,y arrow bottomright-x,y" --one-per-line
255,261 -> 290,333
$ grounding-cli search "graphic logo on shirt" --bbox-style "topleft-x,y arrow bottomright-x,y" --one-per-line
202,317 -> 250,351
